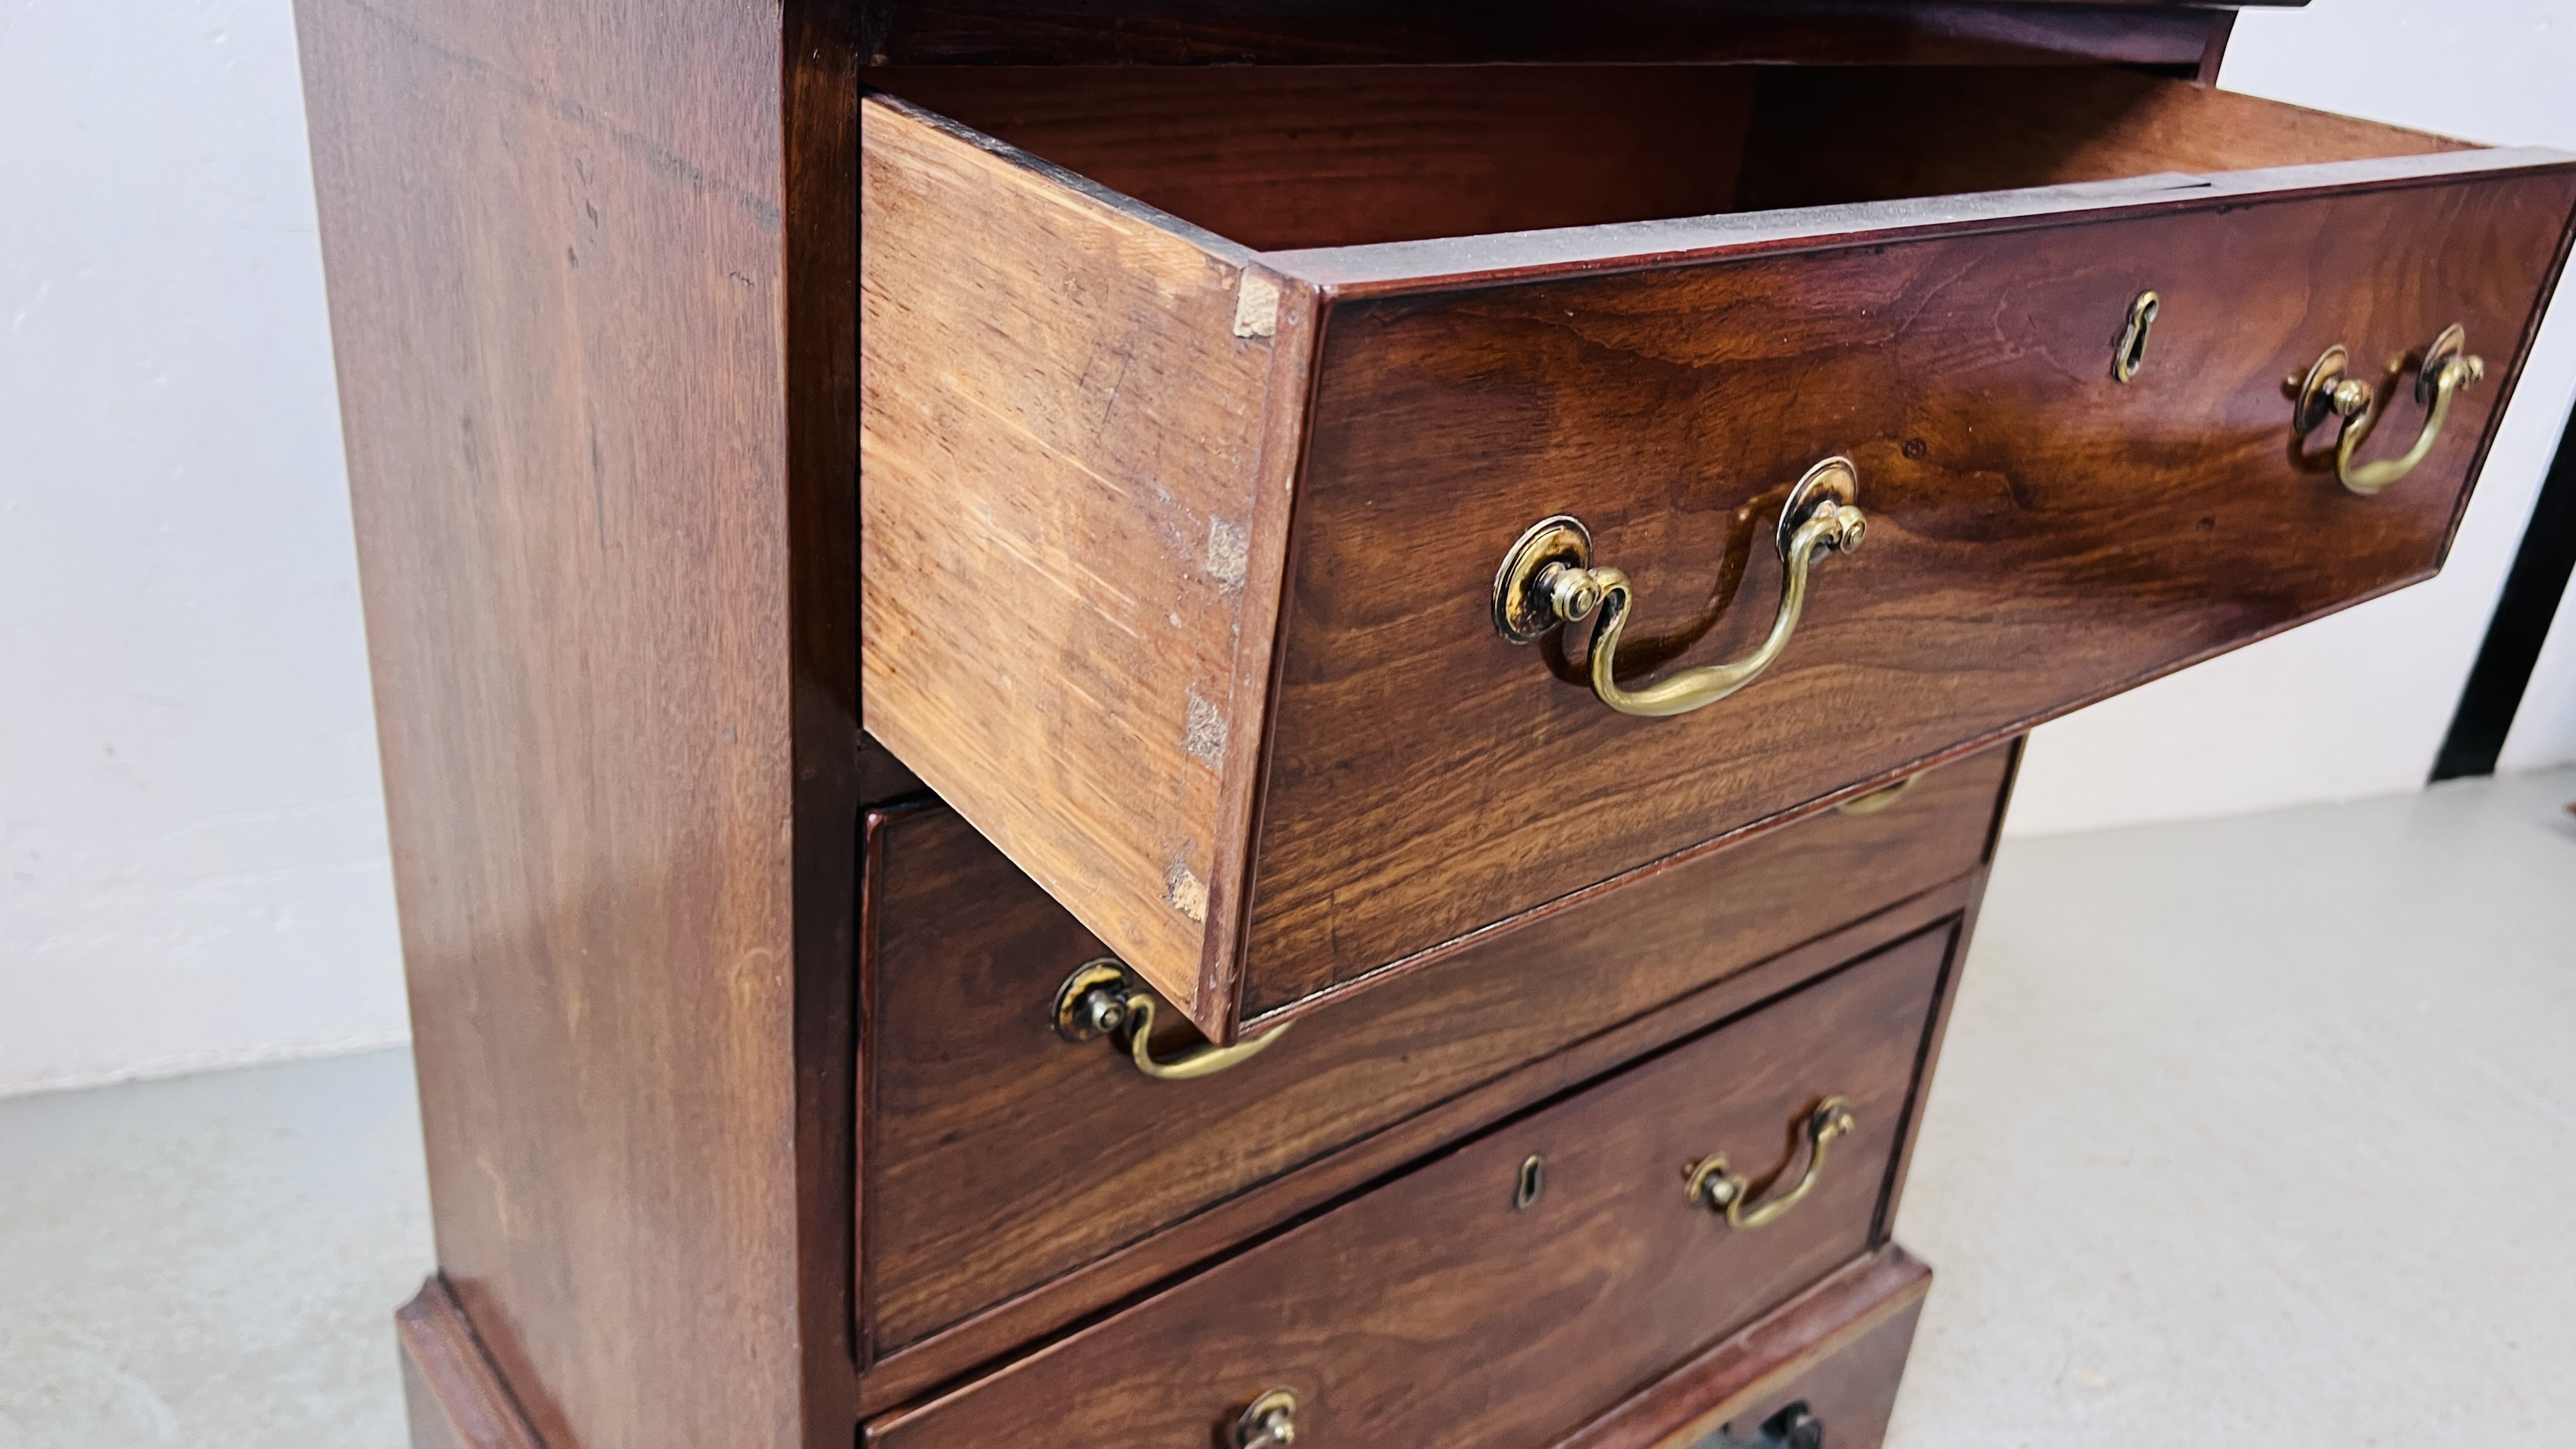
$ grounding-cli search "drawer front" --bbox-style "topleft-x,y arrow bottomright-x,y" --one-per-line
867,924 -> 1956,1449
865,72 -> 2576,1040
1244,167 -> 2576,1011
865,747 -> 2007,1352
1560,1245 -> 1929,1449
1664,1303 -> 1920,1449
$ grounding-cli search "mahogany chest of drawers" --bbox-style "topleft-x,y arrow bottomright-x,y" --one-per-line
294,2 -> 2576,1445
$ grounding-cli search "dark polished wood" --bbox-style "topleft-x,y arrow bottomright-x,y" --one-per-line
395,1278 -> 546,1449
1560,1246 -> 1931,1449
866,926 -> 1958,1446
868,66 -> 1763,252
858,876 -> 1986,1416
787,3 -> 868,1429
1246,162 -> 2576,1012
866,746 -> 2010,1351
857,732 -> 925,806
860,0 -> 2280,70
296,0 -> 859,1443
861,61 -> 2576,1038
871,61 -> 2465,263
1732,63 -> 2472,213
305,6 -> 2576,1446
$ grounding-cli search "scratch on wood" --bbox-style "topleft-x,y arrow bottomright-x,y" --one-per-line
1232,272 -> 1279,339
1204,518 -> 1249,593
1183,688 -> 1228,767
1165,862 -> 1209,923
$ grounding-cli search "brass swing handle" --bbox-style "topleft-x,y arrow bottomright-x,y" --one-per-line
1492,458 -> 1867,717
2294,323 -> 2485,497
1684,1096 -> 1857,1231
1053,960 -> 1291,1082
1232,1390 -> 1298,1448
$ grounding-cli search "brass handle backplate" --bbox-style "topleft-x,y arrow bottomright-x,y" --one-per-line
1685,1096 -> 1857,1231
1233,1389 -> 1299,1448
1053,960 -> 1291,1082
1493,457 -> 1867,717
2294,323 -> 2484,496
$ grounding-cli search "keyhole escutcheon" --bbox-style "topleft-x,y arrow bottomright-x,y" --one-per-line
1514,1154 -> 1547,1211
2113,289 -> 2160,383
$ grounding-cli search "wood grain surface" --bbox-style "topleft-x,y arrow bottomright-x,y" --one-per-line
298,1 -> 845,1443
396,1278 -> 547,1449
864,61 -> 2451,257
856,879 -> 1982,1414
863,747 -> 2008,1351
1560,1247 -> 1931,1449
860,91 -> 1312,1033
862,65 -> 2571,1034
1733,63 -> 2470,213
868,66 -> 1761,251
866,926 -> 1956,1447
859,0 -> 2265,69
1245,164 -> 2576,1010
785,4 -> 867,1434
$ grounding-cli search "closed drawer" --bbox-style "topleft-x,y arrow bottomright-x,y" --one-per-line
866,923 -> 1956,1448
861,64 -> 2576,1038
1562,1248 -> 1932,1449
864,744 -> 2007,1354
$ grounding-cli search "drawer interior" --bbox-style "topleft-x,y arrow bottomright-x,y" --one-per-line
862,65 -> 2472,253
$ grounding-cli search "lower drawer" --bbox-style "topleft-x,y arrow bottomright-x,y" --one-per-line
864,746 -> 2007,1352
1563,1246 -> 1931,1449
865,924 -> 1957,1448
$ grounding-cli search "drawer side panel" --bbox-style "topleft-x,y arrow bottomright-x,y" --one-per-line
860,95 -> 1307,1029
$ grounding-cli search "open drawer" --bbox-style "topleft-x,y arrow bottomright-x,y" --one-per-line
859,64 -> 2576,1039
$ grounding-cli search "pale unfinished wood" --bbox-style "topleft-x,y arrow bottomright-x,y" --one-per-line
860,93 -> 1311,1032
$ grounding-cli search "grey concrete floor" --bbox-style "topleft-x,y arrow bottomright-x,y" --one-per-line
0,1050 -> 431,1447
1,768 -> 2569,1446
1892,766 -> 2576,1446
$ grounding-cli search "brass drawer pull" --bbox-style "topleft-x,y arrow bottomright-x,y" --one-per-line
1234,1389 -> 1299,1448
2294,323 -> 2484,496
1684,1096 -> 1857,1230
1054,960 -> 1292,1082
1836,774 -> 1919,816
1494,458 -> 1867,717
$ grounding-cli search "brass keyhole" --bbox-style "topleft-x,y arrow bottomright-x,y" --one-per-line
2113,289 -> 2159,383
1514,1154 -> 1547,1211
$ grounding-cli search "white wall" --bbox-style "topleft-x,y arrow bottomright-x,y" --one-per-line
2007,1 -> 2576,834
4,1 -> 2571,1091
0,1 -> 404,1096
